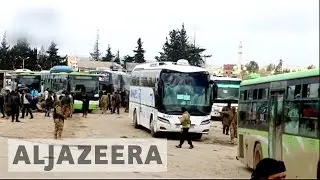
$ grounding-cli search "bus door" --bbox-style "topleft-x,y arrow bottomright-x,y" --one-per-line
268,90 -> 285,160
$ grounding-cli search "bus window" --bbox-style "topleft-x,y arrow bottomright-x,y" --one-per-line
240,91 -> 245,100
284,101 -> 300,135
307,83 -> 319,98
258,88 -> 268,100
287,85 -> 302,99
300,100 -> 319,138
248,90 -> 253,100
244,90 -> 248,101
302,84 -> 309,98
253,89 -> 258,100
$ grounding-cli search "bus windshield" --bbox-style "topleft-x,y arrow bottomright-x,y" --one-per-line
161,71 -> 212,116
216,86 -> 239,103
17,75 -> 41,91
215,82 -> 240,104
71,76 -> 99,94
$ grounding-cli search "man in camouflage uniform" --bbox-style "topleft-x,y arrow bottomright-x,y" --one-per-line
100,92 -> 109,114
111,91 -> 121,114
53,96 -> 64,139
220,102 -> 232,135
228,107 -> 237,144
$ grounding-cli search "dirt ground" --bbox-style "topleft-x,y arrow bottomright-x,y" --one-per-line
0,109 -> 251,179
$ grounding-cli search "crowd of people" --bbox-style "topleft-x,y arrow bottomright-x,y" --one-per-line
98,89 -> 129,114
0,89 -> 36,122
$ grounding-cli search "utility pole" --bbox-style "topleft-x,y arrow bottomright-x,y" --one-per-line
19,56 -> 29,70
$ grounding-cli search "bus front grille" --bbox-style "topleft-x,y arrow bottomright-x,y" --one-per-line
238,134 -> 244,158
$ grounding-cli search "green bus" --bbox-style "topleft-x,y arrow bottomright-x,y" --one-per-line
11,71 -> 42,93
236,68 -> 319,179
42,72 -> 100,111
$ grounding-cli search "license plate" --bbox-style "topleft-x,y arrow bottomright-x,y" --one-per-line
190,124 -> 195,128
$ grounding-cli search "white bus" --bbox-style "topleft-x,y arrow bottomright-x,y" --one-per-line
129,60 -> 217,139
210,76 -> 241,119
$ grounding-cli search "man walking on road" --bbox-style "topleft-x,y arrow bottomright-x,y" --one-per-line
112,91 -> 121,114
221,106 -> 237,144
176,107 -> 194,149
20,90 -> 34,119
220,102 -> 232,135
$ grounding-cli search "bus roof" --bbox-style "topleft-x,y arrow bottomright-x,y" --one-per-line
133,61 -> 207,73
14,72 -> 41,75
241,68 -> 320,86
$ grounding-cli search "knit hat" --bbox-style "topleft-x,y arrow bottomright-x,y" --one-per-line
251,158 -> 286,179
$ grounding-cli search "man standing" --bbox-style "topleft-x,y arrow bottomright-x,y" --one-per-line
45,92 -> 54,117
53,96 -> 64,139
112,91 -> 121,114
100,92 -> 109,114
10,90 -> 21,122
176,107 -> 194,149
21,90 -> 34,119
81,92 -> 89,118
61,93 -> 72,119
227,107 -> 237,144
220,102 -> 232,135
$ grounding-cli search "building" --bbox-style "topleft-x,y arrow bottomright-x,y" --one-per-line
77,60 -> 123,72
223,64 -> 238,77
206,65 -> 223,76
67,56 -> 80,71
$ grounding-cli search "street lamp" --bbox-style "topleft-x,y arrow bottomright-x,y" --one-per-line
19,56 -> 30,70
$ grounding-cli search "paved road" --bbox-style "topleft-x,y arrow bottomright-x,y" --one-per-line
0,110 -> 251,178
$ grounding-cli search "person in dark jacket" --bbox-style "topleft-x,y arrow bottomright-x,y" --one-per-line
112,91 -> 121,114
45,92 -> 54,117
20,89 -> 34,119
10,90 -> 21,122
251,158 -> 286,180
0,93 -> 5,118
107,92 -> 111,111
82,92 -> 89,118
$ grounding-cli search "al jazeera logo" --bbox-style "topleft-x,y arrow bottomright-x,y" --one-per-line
8,138 -> 167,172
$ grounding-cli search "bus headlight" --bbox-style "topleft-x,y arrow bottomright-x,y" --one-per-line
158,117 -> 170,124
200,120 -> 210,125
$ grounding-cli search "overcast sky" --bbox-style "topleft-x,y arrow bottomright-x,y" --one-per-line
0,0 -> 318,66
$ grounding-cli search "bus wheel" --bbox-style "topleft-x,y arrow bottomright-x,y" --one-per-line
194,133 -> 202,140
133,110 -> 139,129
150,117 -> 158,138
253,143 -> 262,170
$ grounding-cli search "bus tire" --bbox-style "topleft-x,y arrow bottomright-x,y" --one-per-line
253,142 -> 262,170
133,110 -> 139,129
194,133 -> 202,140
150,116 -> 158,138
